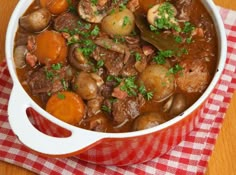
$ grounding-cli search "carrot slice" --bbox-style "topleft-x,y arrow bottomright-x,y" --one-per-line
39,0 -> 47,7
34,30 -> 68,65
46,91 -> 85,125
40,0 -> 69,15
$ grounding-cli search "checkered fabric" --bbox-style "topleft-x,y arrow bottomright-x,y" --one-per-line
0,7 -> 236,175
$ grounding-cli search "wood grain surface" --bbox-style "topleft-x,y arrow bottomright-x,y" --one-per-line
0,0 -> 235,175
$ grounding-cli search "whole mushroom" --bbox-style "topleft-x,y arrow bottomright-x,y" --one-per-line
163,93 -> 187,116
72,72 -> 98,100
19,8 -> 51,32
132,112 -> 166,131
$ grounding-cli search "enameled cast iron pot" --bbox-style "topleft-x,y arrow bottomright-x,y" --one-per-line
6,0 -> 227,166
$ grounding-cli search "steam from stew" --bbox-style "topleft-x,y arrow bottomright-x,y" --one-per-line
14,0 -> 218,133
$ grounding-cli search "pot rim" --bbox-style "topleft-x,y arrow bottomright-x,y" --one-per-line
5,0 -> 227,139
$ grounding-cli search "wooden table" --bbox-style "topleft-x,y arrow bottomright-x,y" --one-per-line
0,1 -> 235,174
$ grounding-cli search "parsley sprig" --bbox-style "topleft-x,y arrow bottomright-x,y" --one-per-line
153,2 -> 180,32
117,76 -> 154,100
153,50 -> 174,64
120,76 -> 138,96
167,64 -> 183,75
138,85 -> 153,101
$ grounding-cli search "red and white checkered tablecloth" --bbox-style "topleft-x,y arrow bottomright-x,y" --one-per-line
0,7 -> 236,175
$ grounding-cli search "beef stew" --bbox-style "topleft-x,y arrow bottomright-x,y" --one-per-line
14,0 -> 218,133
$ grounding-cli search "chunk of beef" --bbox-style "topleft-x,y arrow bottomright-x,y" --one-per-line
27,65 -> 74,102
174,0 -> 194,22
101,81 -> 116,98
78,0 -> 123,23
53,12 -> 80,31
87,96 -> 104,117
92,46 -> 124,76
112,94 -> 145,124
176,58 -> 210,93
121,57 -> 138,77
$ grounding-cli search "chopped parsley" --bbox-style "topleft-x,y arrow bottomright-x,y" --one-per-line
167,64 -> 183,75
183,22 -> 195,34
101,105 -> 111,113
57,92 -> 65,99
96,60 -> 104,69
45,70 -> 54,80
138,85 -> 153,101
186,37 -> 193,44
106,75 -> 122,84
120,76 -> 138,96
67,36 -> 79,45
51,63 -> 62,70
61,79 -> 68,90
91,0 -> 98,5
134,52 -> 142,61
91,25 -> 100,36
153,50 -> 174,64
122,16 -> 131,27
78,39 -> 96,57
154,2 -> 180,31
119,3 -> 126,11
174,35 -> 183,43
113,35 -> 126,43
66,0 -> 77,13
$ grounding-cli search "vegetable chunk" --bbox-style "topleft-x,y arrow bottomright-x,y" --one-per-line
46,91 -> 85,125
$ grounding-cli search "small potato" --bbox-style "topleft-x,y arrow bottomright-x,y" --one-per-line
101,8 -> 135,36
33,30 -> 68,65
138,64 -> 175,102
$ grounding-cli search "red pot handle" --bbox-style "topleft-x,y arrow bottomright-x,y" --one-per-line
8,85 -> 104,157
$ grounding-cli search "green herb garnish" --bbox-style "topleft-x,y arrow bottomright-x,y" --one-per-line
120,76 -> 138,96
122,16 -> 131,27
138,85 -> 153,101
57,92 -> 65,99
153,50 -> 174,64
91,25 -> 100,36
101,105 -> 111,113
167,64 -> 183,75
183,22 -> 195,34
51,63 -> 62,70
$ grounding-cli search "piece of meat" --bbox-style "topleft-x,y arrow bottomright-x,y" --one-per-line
27,65 -> 74,99
87,96 -> 104,117
125,36 -> 140,45
176,59 -> 210,93
112,95 -> 145,124
78,0 -> 122,23
101,81 -> 116,98
127,0 -> 140,12
92,46 -> 124,76
26,53 -> 37,67
120,57 -> 138,77
53,12 -> 80,31
174,0 -> 194,22
112,87 -> 128,99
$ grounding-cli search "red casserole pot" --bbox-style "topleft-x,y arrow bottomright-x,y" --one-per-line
6,0 -> 227,166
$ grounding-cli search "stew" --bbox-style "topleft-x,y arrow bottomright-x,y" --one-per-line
14,0 -> 218,133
